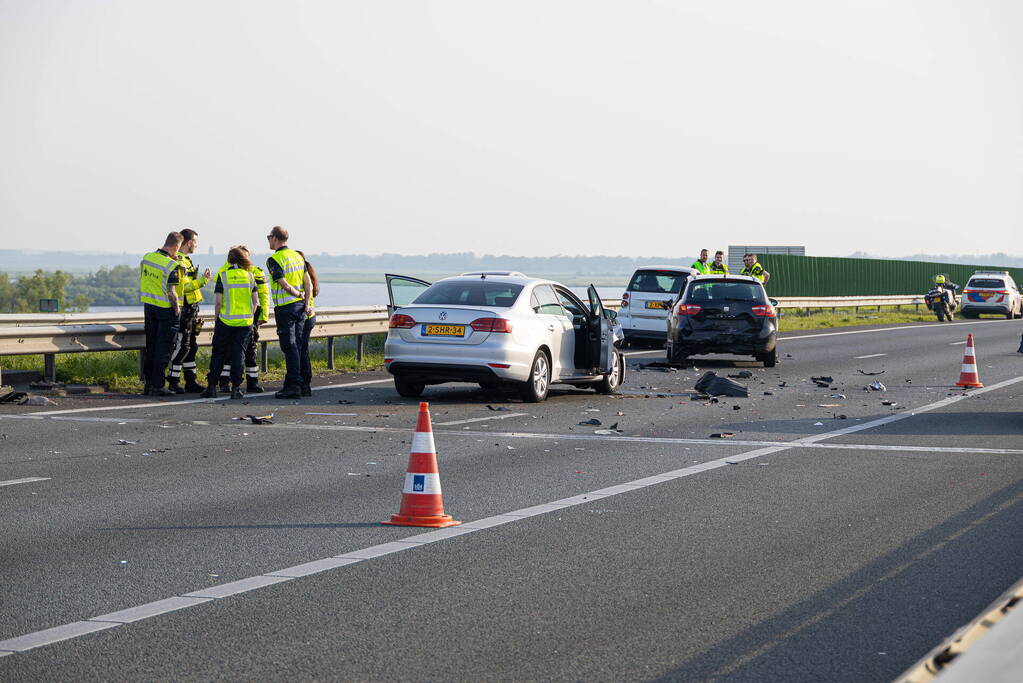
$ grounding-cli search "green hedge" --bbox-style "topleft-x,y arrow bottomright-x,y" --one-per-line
756,254 -> 1023,297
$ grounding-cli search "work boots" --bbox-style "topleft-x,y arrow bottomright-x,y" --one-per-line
1018,333 -> 1023,354
230,386 -> 245,400
165,381 -> 185,395
183,371 -> 205,393
300,383 -> 312,397
246,378 -> 264,393
199,385 -> 217,399
274,384 -> 302,399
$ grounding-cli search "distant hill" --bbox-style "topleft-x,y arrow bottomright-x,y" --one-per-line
849,251 -> 1023,267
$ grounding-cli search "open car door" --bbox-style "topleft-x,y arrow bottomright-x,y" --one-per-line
587,285 -> 614,374
385,274 -> 431,315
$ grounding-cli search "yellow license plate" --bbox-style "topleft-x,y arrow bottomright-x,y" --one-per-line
645,301 -> 670,309
422,324 -> 465,337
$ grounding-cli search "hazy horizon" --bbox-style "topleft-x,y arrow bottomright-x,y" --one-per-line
2,1 -> 1020,258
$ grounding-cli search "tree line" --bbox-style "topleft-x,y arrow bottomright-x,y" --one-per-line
0,266 -> 187,313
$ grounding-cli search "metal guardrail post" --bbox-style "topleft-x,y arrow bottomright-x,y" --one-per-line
260,341 -> 268,373
356,335 -> 364,363
44,353 -> 56,383
326,336 -> 335,370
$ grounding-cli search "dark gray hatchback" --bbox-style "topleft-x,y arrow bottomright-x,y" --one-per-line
666,275 -> 778,367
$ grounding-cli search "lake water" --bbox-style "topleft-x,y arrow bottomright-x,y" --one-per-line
88,282 -> 626,313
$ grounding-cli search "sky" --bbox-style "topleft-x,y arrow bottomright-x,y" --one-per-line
1,0 -> 1020,258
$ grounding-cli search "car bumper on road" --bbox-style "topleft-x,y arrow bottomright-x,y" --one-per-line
961,305 -> 1011,317
667,326 -> 776,360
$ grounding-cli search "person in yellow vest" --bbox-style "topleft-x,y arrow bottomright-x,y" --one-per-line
296,250 -> 321,394
216,245 -> 270,393
139,232 -> 183,396
691,249 -> 711,275
739,253 -> 770,284
200,247 -> 259,399
265,226 -> 312,399
708,250 -> 728,274
167,228 -> 212,393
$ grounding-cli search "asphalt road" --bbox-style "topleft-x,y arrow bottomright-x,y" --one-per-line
2,318 -> 1022,681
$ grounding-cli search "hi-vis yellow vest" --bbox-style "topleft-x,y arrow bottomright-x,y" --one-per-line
139,250 -> 176,308
218,266 -> 256,327
174,253 -> 207,305
269,248 -> 305,307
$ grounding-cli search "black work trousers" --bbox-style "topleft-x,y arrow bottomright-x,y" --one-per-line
143,303 -> 177,389
167,303 -> 200,385
220,321 -> 261,384
275,301 -> 306,389
300,313 -> 316,386
206,319 -> 252,388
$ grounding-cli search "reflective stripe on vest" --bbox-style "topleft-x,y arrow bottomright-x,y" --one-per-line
139,251 -> 176,308
219,267 -> 256,326
269,248 -> 305,306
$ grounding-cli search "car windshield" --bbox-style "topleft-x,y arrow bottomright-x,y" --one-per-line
413,280 -> 524,307
968,279 -> 1005,289
685,281 -> 766,303
628,270 -> 689,294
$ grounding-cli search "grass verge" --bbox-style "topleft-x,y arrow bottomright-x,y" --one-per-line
1,335 -> 385,392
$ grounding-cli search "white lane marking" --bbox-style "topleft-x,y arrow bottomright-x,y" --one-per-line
854,353 -> 887,359
0,477 -> 51,488
27,379 -> 393,416
434,412 -> 528,426
3,373 -> 1022,656
269,424 -> 1023,456
780,318 -> 1012,341
950,341 -> 967,345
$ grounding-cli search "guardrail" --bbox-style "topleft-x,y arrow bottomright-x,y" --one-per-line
0,296 -> 922,384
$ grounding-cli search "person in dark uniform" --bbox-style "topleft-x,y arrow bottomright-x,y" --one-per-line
167,228 -> 211,393
217,246 -> 270,393
139,232 -> 183,396
295,250 -> 321,396
200,247 -> 259,400
265,226 -> 312,399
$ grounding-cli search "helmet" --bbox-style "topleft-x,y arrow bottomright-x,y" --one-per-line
934,275 -> 946,284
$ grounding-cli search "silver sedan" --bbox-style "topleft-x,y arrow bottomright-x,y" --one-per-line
384,272 -> 624,402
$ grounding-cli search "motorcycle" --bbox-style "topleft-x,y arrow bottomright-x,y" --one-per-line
926,286 -> 958,322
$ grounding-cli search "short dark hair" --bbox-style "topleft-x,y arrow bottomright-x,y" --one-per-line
714,250 -> 724,257
269,226 -> 289,242
180,228 -> 198,242
164,232 -> 183,247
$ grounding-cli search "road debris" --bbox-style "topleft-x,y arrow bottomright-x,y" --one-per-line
857,369 -> 886,376
578,418 -> 602,426
728,370 -> 754,379
19,396 -> 57,406
732,405 -> 741,410
233,413 -> 274,424
882,400 -> 898,406
486,405 -> 510,411
117,439 -> 140,445
594,428 -> 623,435
710,432 -> 735,438
694,372 -> 749,398
831,393 -> 846,399
811,376 -> 833,387
867,382 -> 887,392
0,391 -> 27,404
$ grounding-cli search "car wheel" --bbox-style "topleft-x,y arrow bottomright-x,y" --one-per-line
594,351 -> 624,394
394,377 -> 425,398
519,350 -> 551,403
760,348 -> 778,368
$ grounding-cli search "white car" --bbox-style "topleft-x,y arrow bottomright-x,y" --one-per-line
617,265 -> 695,346
384,272 -> 624,402
961,271 -> 1022,319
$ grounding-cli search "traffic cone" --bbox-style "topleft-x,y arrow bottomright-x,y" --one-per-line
383,402 -> 461,528
955,334 -> 983,388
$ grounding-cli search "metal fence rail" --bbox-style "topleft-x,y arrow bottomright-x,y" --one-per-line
0,297 -> 922,384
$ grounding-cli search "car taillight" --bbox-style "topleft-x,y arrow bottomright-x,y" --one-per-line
388,313 -> 416,329
997,290 -> 1010,295
676,303 -> 701,315
621,292 -> 629,308
470,317 -> 513,333
963,289 -> 976,294
751,304 -> 776,318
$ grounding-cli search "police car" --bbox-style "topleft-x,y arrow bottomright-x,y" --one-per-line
961,271 -> 1022,319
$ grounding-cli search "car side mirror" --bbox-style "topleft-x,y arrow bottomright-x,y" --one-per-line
606,309 -> 618,322
769,298 -> 778,306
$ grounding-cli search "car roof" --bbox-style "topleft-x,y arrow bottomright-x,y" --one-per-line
970,271 -> 1010,276
436,274 -> 557,288
460,270 -> 527,277
632,265 -> 695,273
688,274 -> 763,284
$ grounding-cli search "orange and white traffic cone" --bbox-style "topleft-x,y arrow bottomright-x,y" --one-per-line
383,402 -> 461,528
955,333 -> 984,388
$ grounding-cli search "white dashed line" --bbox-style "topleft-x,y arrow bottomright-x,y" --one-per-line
950,341 -> 967,345
0,477 -> 51,488
854,353 -> 887,359
3,373 -> 1022,657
